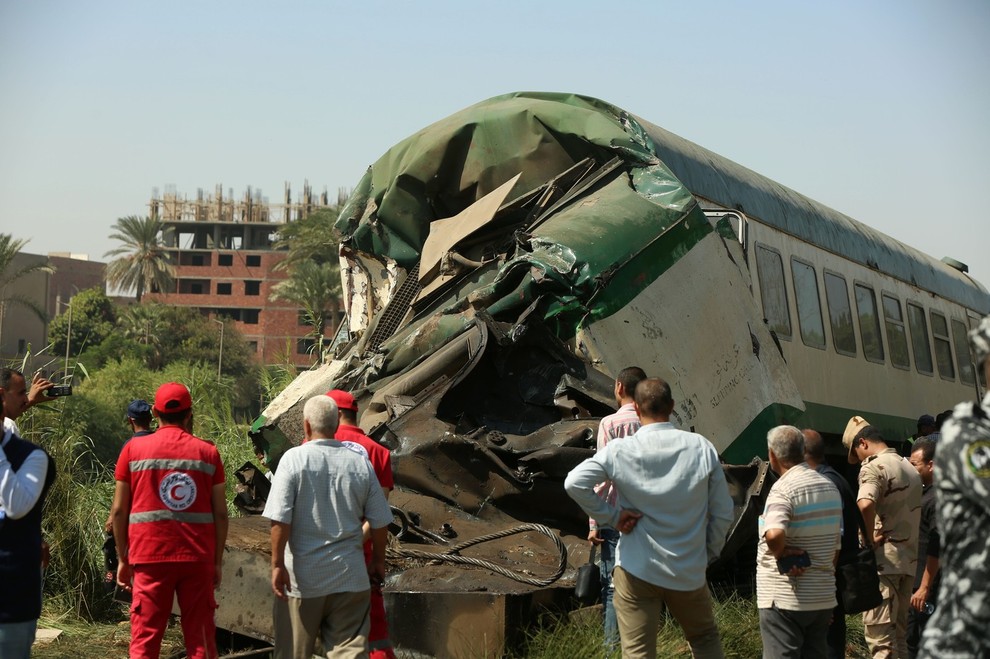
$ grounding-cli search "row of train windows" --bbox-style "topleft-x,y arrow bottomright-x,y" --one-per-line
755,245 -> 979,386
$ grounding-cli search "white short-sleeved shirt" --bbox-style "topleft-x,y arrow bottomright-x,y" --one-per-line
262,438 -> 392,598
757,463 -> 841,611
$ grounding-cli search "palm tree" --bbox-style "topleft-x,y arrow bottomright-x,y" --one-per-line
119,302 -> 168,368
104,216 -> 174,302
272,205 -> 343,272
0,233 -> 55,350
269,260 -> 343,340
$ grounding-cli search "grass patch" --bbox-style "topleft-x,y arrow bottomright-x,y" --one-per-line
35,607 -> 185,659
516,594 -> 872,659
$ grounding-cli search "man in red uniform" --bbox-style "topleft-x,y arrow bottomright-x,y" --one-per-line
112,382 -> 229,659
326,389 -> 396,659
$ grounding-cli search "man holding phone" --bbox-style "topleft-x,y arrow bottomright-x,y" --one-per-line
1,369 -> 54,436
757,425 -> 842,659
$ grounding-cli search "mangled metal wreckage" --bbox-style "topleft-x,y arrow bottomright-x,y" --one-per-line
239,92 -> 801,653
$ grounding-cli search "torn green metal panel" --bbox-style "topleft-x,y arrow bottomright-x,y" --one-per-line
336,92 -> 695,275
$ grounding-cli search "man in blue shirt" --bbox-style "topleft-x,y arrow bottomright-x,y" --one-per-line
565,377 -> 734,659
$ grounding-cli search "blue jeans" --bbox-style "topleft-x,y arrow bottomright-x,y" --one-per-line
599,529 -> 620,650
0,619 -> 37,659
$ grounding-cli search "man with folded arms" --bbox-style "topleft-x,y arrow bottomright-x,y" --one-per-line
565,377 -> 734,659
757,425 -> 841,658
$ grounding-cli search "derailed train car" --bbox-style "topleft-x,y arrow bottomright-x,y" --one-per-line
250,93 -> 810,527
252,90 -> 988,492
238,92 -> 989,651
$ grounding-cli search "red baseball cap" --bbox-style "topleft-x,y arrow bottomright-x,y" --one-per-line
154,382 -> 192,414
326,389 -> 357,411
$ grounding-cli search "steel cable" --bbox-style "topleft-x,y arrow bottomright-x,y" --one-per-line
386,523 -> 568,587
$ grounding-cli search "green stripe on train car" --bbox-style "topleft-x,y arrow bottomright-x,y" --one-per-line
722,400 -> 926,464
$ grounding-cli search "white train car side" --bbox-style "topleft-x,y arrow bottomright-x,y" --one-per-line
643,118 -> 990,451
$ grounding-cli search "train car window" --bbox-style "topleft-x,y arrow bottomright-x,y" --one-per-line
854,284 -> 885,363
951,318 -> 976,386
755,245 -> 791,339
930,311 -> 955,380
974,316 -> 989,388
790,259 -> 825,349
824,272 -> 856,356
907,303 -> 934,375
881,294 -> 910,370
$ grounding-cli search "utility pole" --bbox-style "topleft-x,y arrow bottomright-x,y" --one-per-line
63,300 -> 73,381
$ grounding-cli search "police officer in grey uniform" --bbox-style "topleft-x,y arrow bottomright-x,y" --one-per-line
919,315 -> 990,658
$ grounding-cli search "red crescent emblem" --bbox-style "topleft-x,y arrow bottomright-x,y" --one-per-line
169,483 -> 187,502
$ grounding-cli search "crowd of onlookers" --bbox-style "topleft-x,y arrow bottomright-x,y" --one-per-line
0,374 -> 397,659
565,315 -> 990,659
2,314 -> 988,659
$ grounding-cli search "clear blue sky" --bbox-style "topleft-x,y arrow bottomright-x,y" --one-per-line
2,0 -> 988,286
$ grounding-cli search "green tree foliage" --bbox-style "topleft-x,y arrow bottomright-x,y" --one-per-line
272,206 -> 342,270
48,296 -> 259,411
269,203 -> 348,347
75,332 -> 154,373
0,234 -> 55,347
104,215 -> 175,302
47,287 -> 117,359
118,302 -> 168,368
160,307 -> 258,408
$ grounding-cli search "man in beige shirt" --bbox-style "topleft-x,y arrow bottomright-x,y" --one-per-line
844,416 -> 922,659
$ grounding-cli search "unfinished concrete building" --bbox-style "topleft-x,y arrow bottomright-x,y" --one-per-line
146,182 -> 337,369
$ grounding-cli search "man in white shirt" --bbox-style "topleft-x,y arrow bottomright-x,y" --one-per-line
565,377 -> 734,659
0,370 -> 57,659
263,395 -> 392,659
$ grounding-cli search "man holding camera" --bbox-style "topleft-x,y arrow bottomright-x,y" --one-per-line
1,368 -> 54,436
757,425 -> 842,659
0,369 -> 58,659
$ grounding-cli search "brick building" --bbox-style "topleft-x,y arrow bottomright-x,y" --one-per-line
145,182 -> 336,369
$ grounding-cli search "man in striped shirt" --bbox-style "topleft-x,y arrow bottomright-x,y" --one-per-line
757,425 -> 842,659
589,366 -> 646,650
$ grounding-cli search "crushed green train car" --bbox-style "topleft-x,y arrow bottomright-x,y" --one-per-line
236,92 -> 988,652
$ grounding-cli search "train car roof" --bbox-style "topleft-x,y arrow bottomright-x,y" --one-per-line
636,116 -> 990,315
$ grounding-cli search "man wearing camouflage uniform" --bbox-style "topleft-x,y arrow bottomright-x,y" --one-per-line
919,315 -> 990,658
844,416 -> 922,659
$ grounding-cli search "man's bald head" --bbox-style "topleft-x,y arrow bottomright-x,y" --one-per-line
634,378 -> 674,421
803,428 -> 825,466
